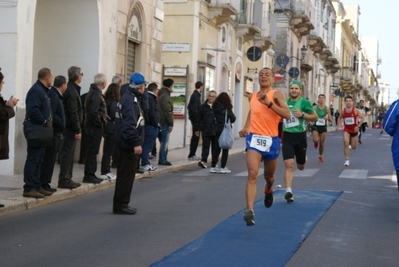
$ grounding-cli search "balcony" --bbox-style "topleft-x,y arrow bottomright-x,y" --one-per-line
274,0 -> 314,40
208,0 -> 239,25
319,48 -> 332,61
339,66 -> 354,92
236,25 -> 262,43
253,11 -> 276,52
308,31 -> 325,53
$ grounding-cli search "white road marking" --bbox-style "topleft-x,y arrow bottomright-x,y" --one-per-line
339,169 -> 368,179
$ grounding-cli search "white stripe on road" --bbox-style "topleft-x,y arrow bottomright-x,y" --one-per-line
339,169 -> 368,179
292,169 -> 320,177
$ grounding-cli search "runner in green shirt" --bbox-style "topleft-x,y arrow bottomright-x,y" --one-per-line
282,80 -> 317,202
309,94 -> 332,163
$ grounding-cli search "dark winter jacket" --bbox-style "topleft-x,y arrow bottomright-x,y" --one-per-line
84,84 -> 107,128
147,91 -> 159,128
199,100 -> 216,136
121,83 -> 149,121
47,87 -> 65,135
187,90 -> 202,131
0,95 -> 15,159
103,97 -> 117,134
114,88 -> 144,150
213,103 -> 236,134
158,86 -> 174,126
25,80 -> 51,125
63,81 -> 83,134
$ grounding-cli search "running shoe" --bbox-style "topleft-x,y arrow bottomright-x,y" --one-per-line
139,165 -> 157,172
243,209 -> 255,226
344,160 -> 350,166
314,142 -> 318,149
380,130 -> 383,134
318,156 -> 324,163
264,188 -> 274,208
210,167 -> 220,173
349,145 -> 352,150
198,161 -> 207,169
101,173 -> 116,180
219,167 -> 231,174
285,191 -> 294,203
358,139 -> 362,144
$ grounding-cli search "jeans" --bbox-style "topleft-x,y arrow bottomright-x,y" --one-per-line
141,125 -> 158,166
84,126 -> 103,177
40,133 -> 62,187
23,146 -> 45,192
58,129 -> 77,183
101,133 -> 115,175
188,123 -> 199,158
159,123 -> 170,163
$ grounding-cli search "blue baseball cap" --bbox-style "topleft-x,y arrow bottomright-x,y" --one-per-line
129,72 -> 148,87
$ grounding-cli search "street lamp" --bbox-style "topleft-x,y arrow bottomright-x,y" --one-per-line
290,45 -> 308,62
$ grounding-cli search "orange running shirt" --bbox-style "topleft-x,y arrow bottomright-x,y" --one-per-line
249,90 -> 280,136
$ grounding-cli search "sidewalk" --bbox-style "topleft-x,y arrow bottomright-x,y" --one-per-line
0,137 -> 248,217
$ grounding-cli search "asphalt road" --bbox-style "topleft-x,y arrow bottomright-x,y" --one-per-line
0,128 -> 398,267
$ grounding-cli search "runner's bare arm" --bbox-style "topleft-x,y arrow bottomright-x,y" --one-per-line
239,111 -> 251,137
356,109 -> 365,125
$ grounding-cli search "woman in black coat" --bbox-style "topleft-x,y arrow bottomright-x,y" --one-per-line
0,69 -> 19,207
211,92 -> 236,174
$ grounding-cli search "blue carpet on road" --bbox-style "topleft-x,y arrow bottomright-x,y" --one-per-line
151,190 -> 342,267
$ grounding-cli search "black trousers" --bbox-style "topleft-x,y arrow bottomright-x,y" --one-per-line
84,126 -> 103,177
101,133 -> 115,174
79,123 -> 88,162
201,135 -> 216,163
40,133 -> 62,187
58,129 -> 77,183
113,149 -> 139,209
211,132 -> 229,168
188,123 -> 199,157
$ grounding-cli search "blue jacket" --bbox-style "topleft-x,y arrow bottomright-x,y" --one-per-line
383,100 -> 399,170
26,80 -> 51,125
114,89 -> 144,150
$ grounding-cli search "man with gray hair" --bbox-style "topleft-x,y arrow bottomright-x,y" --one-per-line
112,75 -> 122,88
83,73 -> 108,184
58,66 -> 84,189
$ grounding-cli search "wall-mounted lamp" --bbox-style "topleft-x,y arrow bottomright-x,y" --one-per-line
247,67 -> 258,73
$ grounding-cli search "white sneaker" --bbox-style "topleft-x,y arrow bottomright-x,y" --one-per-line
140,165 -> 157,172
349,145 -> 352,150
344,160 -> 350,166
219,167 -> 231,174
210,167 -> 220,173
101,173 -> 116,180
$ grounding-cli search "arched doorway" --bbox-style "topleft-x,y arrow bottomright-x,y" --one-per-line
32,0 -> 99,92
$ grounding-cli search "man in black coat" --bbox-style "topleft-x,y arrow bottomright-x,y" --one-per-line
187,81 -> 204,160
40,75 -> 67,193
58,66 -> 83,189
198,90 -> 217,168
23,68 -> 54,198
83,73 -> 108,184
113,72 -> 146,215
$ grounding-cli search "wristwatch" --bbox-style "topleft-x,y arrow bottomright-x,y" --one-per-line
267,102 -> 273,108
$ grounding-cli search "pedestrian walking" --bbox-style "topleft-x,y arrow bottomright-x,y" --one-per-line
187,81 -> 204,160
282,80 -> 317,202
210,92 -> 236,174
334,109 -> 340,126
198,90 -> 217,169
358,100 -> 370,144
239,67 -> 290,226
113,72 -> 146,215
0,68 -> 19,207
